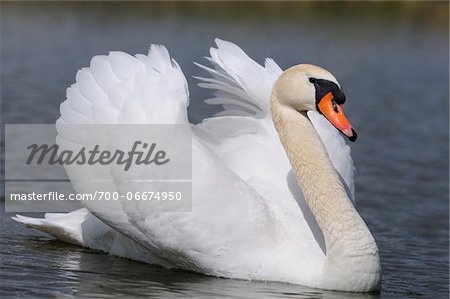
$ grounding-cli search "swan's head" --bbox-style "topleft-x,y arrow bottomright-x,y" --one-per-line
273,64 -> 357,142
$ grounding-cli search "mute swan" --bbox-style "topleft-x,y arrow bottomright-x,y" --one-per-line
13,39 -> 381,292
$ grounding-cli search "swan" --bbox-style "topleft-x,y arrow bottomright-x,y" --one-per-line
12,39 -> 381,292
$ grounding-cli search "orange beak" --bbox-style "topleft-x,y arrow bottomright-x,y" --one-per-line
317,92 -> 357,142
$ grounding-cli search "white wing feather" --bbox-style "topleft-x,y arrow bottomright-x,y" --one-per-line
195,39 -> 282,117
53,45 -> 195,264
16,44 -> 281,277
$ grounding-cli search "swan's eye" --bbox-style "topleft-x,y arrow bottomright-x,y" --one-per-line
309,77 -> 316,84
332,100 -> 338,113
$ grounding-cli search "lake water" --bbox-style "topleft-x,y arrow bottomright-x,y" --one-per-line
1,2 -> 449,298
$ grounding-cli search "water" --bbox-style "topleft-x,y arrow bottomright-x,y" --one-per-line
1,2 -> 449,298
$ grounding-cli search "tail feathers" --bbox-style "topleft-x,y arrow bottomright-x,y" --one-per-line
12,212 -> 175,266
12,209 -> 90,246
195,38 -> 282,118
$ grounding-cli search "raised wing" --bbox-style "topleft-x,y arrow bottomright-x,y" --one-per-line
19,44 -> 279,274
53,45 -> 194,263
195,38 -> 282,118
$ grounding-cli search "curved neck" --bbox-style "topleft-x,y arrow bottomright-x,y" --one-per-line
270,96 -> 380,281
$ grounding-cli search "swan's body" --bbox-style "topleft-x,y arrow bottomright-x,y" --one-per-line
13,39 -> 380,292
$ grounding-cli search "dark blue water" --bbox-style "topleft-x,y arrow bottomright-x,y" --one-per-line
1,2 -> 449,298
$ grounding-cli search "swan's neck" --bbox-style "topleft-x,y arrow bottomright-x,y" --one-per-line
270,97 -> 380,290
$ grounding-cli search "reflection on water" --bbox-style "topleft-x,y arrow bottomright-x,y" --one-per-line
1,2 -> 449,299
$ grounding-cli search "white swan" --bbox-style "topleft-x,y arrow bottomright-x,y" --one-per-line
13,39 -> 381,292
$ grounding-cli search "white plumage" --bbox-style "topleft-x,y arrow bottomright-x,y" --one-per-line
13,39 -> 377,292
